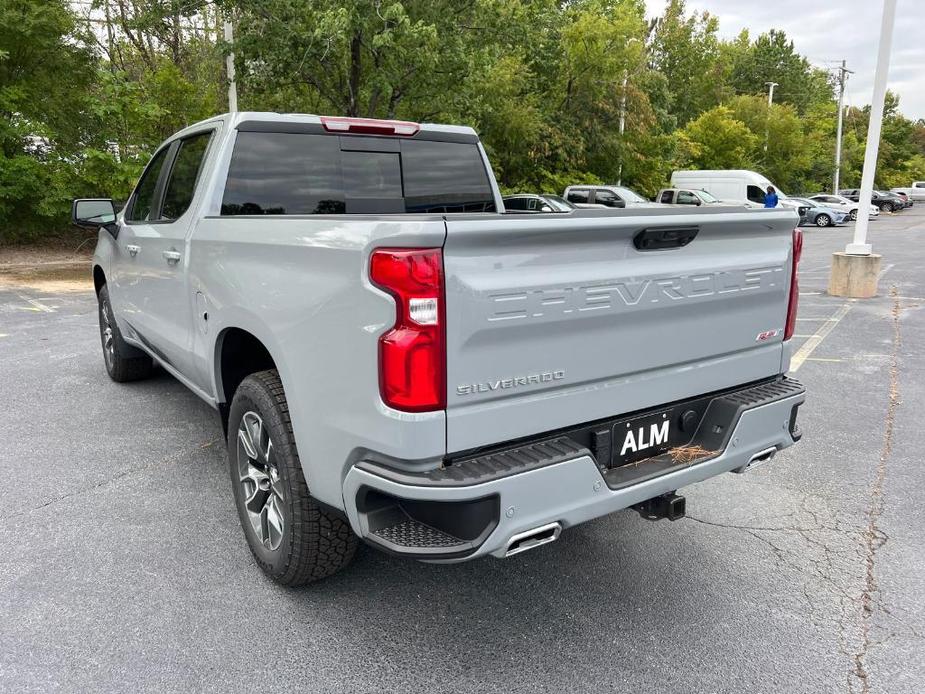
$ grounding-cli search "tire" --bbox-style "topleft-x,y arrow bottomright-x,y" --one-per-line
849,209 -> 858,221
815,213 -> 831,227
227,370 -> 357,586
97,285 -> 153,382
879,202 -> 891,212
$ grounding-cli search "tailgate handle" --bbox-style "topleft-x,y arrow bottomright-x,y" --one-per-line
633,225 -> 699,251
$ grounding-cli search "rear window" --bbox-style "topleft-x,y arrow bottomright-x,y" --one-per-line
221,132 -> 495,215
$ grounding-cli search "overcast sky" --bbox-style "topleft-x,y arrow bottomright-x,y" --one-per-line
644,0 -> 925,120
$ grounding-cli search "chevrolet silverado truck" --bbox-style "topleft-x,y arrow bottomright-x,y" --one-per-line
72,113 -> 805,586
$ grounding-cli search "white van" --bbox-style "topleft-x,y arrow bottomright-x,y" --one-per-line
670,170 -> 787,207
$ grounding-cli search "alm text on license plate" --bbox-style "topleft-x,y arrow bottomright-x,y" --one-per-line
612,410 -> 673,467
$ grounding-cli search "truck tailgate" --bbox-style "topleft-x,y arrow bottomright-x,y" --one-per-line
443,208 -> 798,453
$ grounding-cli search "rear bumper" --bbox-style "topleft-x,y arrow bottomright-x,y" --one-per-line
342,378 -> 805,562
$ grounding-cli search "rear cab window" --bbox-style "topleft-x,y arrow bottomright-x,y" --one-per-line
221,127 -> 496,216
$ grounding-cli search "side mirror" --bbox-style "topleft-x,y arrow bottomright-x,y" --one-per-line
72,198 -> 118,236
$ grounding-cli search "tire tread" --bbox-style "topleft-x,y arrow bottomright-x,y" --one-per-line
230,370 -> 357,586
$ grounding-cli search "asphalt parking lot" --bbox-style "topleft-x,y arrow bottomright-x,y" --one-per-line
1,210 -> 923,694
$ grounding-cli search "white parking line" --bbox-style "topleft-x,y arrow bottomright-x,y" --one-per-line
790,303 -> 853,372
16,294 -> 55,313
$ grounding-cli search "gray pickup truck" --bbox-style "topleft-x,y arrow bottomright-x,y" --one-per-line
73,112 -> 805,586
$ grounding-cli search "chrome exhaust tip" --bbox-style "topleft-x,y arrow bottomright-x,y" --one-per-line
733,446 -> 778,474
504,522 -> 562,558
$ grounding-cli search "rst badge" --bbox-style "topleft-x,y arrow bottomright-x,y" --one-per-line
755,329 -> 782,342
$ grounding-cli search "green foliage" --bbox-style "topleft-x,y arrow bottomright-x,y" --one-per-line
2,0 -> 925,240
679,106 -> 757,169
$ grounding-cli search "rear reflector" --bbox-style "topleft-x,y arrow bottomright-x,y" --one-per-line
321,116 -> 420,137
369,248 -> 445,412
784,228 -> 803,340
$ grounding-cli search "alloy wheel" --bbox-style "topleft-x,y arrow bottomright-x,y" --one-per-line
236,411 -> 285,550
100,298 -> 115,369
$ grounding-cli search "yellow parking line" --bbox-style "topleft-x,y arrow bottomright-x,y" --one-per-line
790,303 -> 852,372
805,357 -> 844,363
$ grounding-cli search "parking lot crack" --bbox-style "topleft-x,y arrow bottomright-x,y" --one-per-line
0,438 -> 220,522
850,286 -> 902,694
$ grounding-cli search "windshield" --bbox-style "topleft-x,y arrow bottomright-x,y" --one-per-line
696,190 -> 719,203
611,186 -> 646,203
542,195 -> 575,212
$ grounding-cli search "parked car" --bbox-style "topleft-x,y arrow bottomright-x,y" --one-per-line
891,191 -> 913,208
72,112 -> 805,586
890,181 -> 925,202
563,184 -> 660,209
787,197 -> 848,227
671,169 -> 789,207
503,193 -> 575,213
839,189 -> 904,212
807,193 -> 879,221
777,198 -> 811,218
655,188 -> 743,207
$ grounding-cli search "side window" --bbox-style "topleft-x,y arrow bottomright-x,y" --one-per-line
160,131 -> 213,221
126,146 -> 170,222
659,191 -> 673,204
677,191 -> 699,205
566,189 -> 589,203
594,189 -> 621,207
222,132 -> 344,215
915,182 -> 925,188
747,185 -> 766,204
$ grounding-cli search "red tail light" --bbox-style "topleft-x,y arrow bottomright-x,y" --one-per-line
369,248 -> 445,412
784,228 -> 803,340
321,116 -> 420,137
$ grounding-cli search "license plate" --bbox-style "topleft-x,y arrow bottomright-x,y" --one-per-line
612,410 -> 674,467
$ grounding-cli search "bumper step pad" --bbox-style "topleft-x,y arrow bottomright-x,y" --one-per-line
371,517 -> 465,549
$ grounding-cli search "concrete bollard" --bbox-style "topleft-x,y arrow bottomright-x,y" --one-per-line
828,252 -> 882,298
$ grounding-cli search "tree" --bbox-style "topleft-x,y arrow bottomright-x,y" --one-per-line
677,106 -> 757,170
728,29 -> 832,113
648,0 -> 725,126
0,0 -> 95,239
726,95 -> 808,191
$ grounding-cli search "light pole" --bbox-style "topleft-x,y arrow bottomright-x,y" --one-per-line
829,0 -> 897,299
833,61 -> 854,194
224,14 -> 238,112
764,81 -> 778,156
846,0 -> 897,256
616,37 -> 641,186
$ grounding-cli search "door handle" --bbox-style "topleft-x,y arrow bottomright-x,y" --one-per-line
162,250 -> 182,264
125,244 -> 140,257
